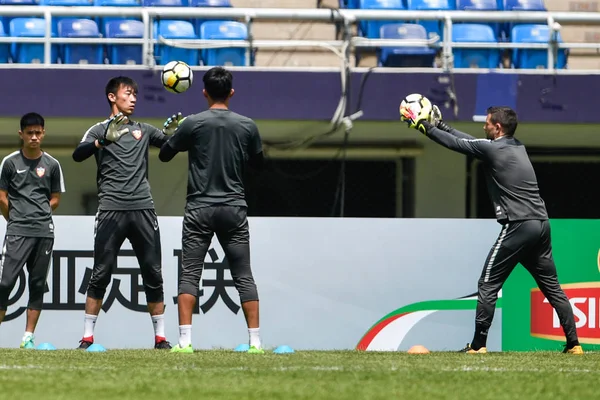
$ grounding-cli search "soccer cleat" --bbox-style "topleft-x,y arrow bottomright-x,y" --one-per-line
247,345 -> 265,354
170,344 -> 193,354
78,339 -> 93,350
458,343 -> 487,354
20,335 -> 35,349
155,339 -> 172,350
563,345 -> 584,355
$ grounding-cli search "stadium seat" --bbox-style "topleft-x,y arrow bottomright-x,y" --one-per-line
200,20 -> 247,66
452,23 -> 500,68
155,20 -> 198,65
105,19 -> 144,64
511,24 -> 567,69
339,0 -> 360,7
142,0 -> 184,6
39,0 -> 93,4
378,23 -> 436,67
94,0 -> 139,5
406,0 -> 454,40
504,0 -> 545,10
58,18 -> 104,64
0,20 -> 9,63
9,18 -> 59,63
358,0 -> 405,38
0,0 -> 37,33
455,0 -> 501,39
503,0 -> 546,38
189,0 -> 232,38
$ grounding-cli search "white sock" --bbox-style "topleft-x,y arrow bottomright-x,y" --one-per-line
178,325 -> 192,348
249,328 -> 261,348
83,314 -> 97,339
151,314 -> 165,340
22,331 -> 33,341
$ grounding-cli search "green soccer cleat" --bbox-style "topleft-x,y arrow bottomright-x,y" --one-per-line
247,345 -> 265,354
170,344 -> 193,354
20,335 -> 35,349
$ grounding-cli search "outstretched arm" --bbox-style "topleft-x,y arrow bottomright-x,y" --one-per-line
421,121 -> 492,159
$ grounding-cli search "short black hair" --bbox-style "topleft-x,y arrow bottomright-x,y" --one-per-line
20,112 -> 45,131
203,67 -> 233,102
105,76 -> 138,106
487,106 -> 518,136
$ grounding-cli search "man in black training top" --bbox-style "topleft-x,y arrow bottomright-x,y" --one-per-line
0,112 -> 65,349
401,102 -> 582,355
159,67 -> 265,354
72,76 -> 182,350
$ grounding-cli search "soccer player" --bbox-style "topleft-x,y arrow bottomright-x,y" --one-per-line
72,76 -> 182,350
401,104 -> 583,355
0,112 -> 65,349
158,67 -> 264,354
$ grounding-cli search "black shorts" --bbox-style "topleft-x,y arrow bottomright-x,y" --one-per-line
0,235 -> 54,311
86,209 -> 164,303
179,205 -> 258,302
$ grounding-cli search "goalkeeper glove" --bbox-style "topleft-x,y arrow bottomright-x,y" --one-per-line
162,112 -> 185,135
100,113 -> 129,146
400,102 -> 431,135
430,104 -> 453,133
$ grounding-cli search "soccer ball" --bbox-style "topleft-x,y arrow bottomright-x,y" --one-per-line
399,93 -> 432,121
162,61 -> 193,94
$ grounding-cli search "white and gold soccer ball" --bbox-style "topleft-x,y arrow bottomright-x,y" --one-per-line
161,61 -> 194,94
399,93 -> 432,121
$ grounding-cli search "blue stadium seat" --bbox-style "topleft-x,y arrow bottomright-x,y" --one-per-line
155,20 -> 198,65
511,24 -> 567,69
189,0 -> 232,38
9,18 -> 59,63
503,0 -> 546,38
58,18 -> 103,64
378,23 -> 436,67
142,0 -> 183,5
452,23 -> 500,68
339,0 -> 360,7
0,20 -> 9,63
358,0 -> 405,38
504,0 -> 545,10
455,0 -> 501,39
39,0 -> 93,4
0,0 -> 37,32
406,0 -> 454,40
105,19 -> 143,64
94,0 -> 139,5
200,20 -> 247,66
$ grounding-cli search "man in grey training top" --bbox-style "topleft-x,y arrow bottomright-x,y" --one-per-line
72,76 -> 182,350
159,67 -> 265,354
401,103 -> 582,355
0,112 -> 65,349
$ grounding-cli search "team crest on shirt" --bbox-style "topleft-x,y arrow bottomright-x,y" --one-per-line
132,130 -> 142,140
36,166 -> 45,177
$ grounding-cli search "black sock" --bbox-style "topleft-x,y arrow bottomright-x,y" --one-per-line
471,324 -> 489,350
567,340 -> 580,348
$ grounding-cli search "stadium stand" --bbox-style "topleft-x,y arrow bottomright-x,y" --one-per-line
0,0 -> 597,68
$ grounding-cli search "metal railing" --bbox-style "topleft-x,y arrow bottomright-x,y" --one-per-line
0,6 -> 599,69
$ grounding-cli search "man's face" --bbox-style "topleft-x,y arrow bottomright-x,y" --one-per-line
110,84 -> 137,116
483,114 -> 500,140
19,125 -> 45,150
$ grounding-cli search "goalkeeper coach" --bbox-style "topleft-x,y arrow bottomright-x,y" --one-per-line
401,103 -> 582,355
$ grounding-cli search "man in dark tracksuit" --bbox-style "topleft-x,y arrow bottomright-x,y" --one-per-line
159,67 -> 264,354
401,104 -> 582,354
0,112 -> 65,349
72,76 -> 182,350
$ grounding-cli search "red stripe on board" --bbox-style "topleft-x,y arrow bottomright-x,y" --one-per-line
356,313 -> 409,351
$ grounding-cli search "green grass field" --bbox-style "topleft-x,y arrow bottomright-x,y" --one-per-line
1,349 -> 598,400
